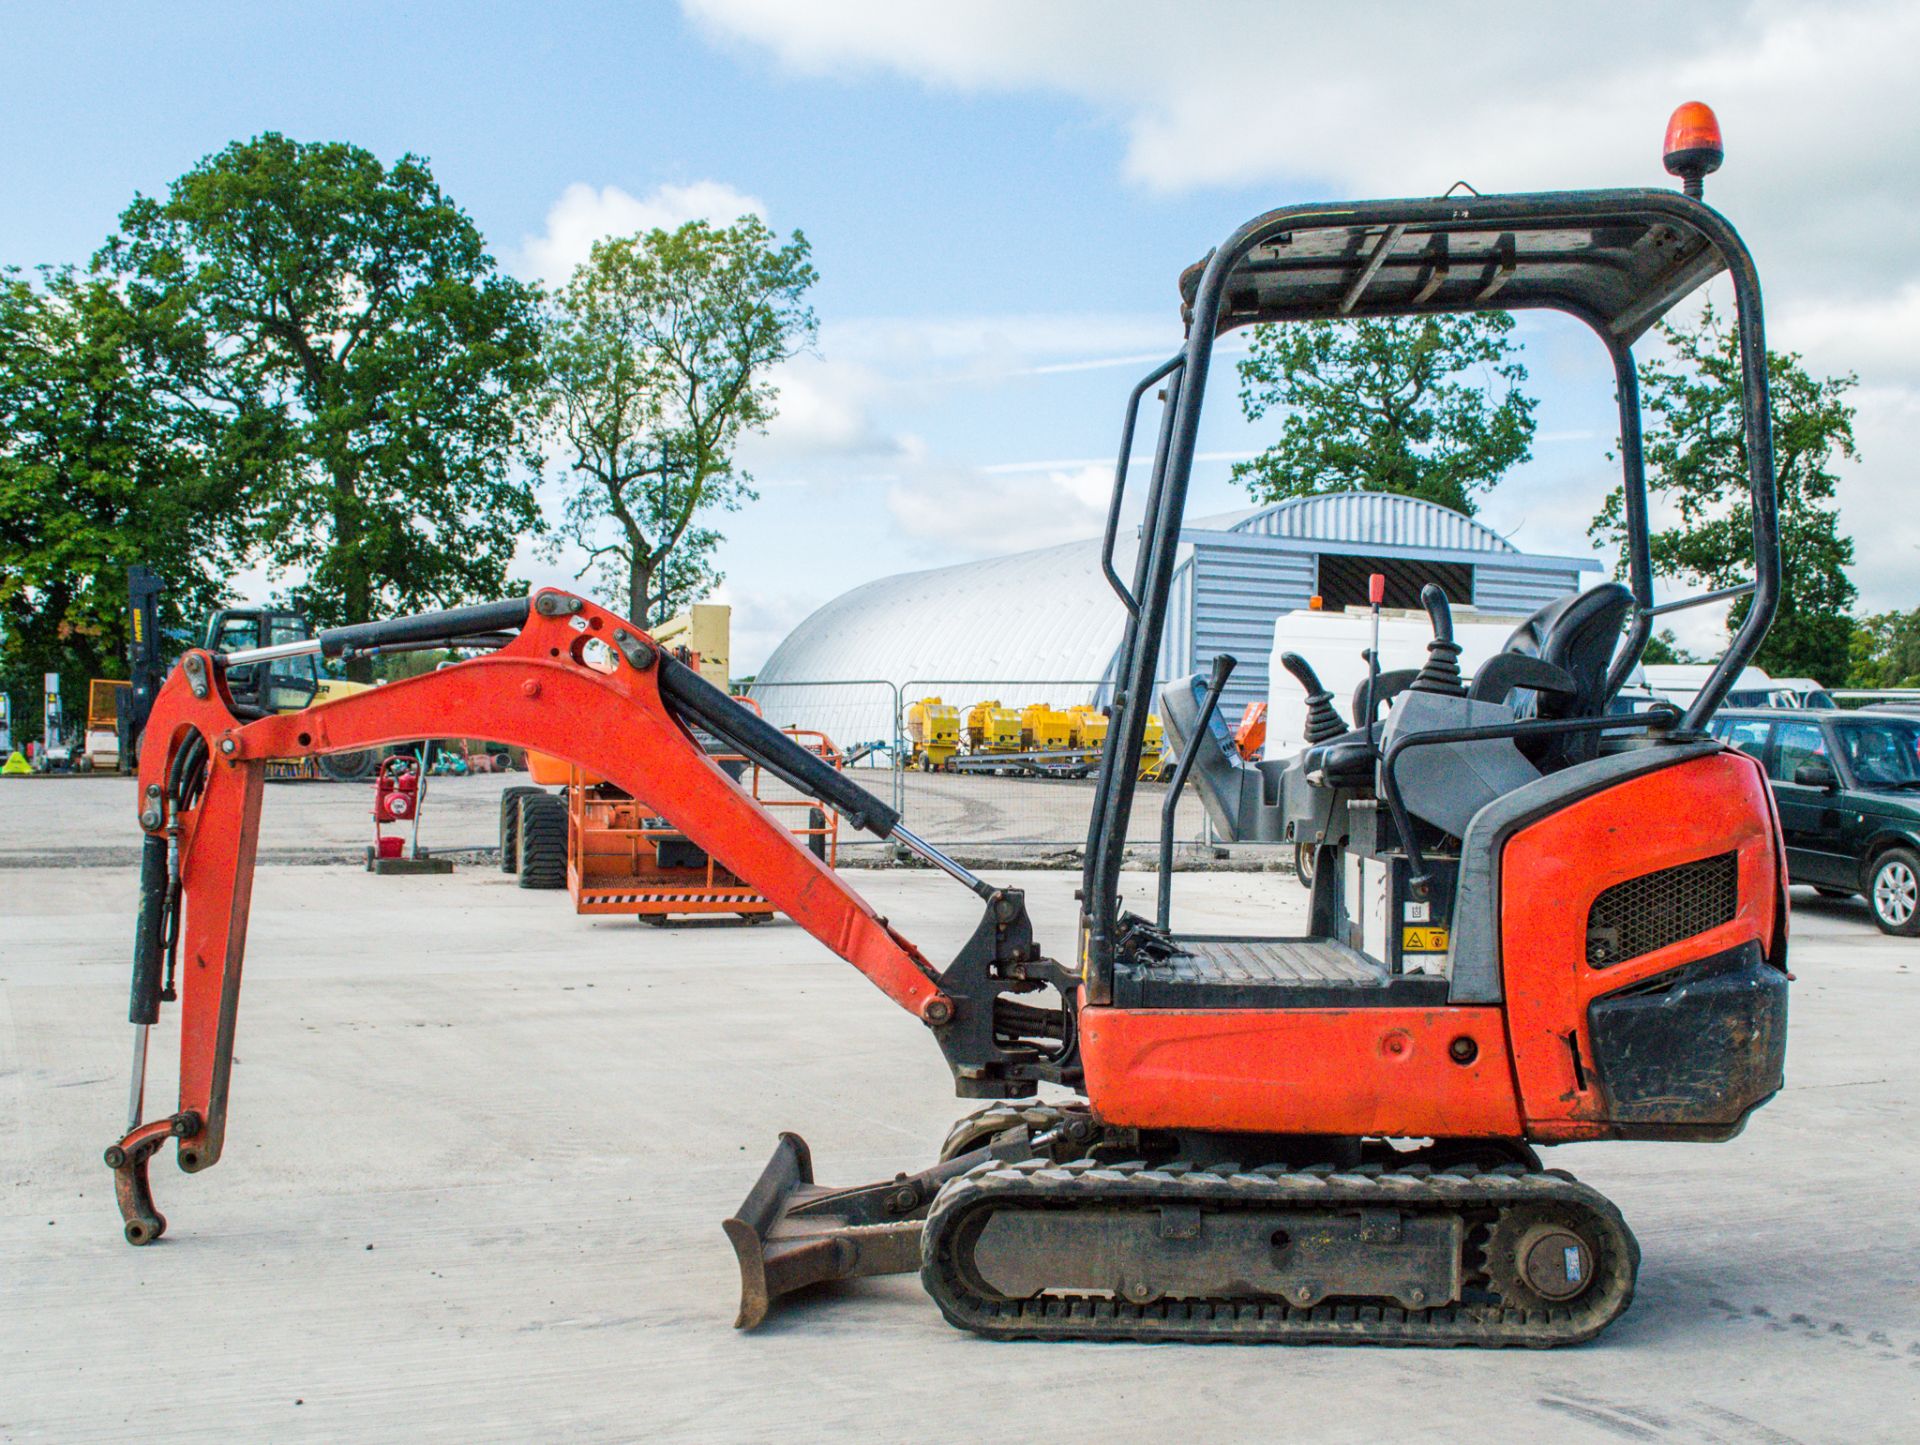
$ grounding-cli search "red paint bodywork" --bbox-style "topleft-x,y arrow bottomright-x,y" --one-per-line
1498,749 -> 1780,1139
1081,1006 -> 1524,1137
1080,750 -> 1783,1140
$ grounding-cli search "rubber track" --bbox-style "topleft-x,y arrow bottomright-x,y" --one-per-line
920,1157 -> 1638,1347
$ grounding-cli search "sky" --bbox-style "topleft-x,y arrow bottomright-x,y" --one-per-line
4,1 -> 1916,670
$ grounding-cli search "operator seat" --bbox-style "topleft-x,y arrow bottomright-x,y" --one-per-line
1476,581 -> 1635,770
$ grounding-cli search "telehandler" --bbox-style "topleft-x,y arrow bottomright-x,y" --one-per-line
108,103 -> 1788,1346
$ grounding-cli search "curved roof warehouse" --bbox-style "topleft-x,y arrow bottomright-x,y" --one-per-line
749,493 -> 1598,751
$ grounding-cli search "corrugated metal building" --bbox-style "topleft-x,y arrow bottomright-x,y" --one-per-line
750,493 -> 1597,746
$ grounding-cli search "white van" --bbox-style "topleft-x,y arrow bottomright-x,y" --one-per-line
1643,663 -> 1798,713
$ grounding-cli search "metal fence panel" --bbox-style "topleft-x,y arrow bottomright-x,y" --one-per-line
745,680 -> 902,845
738,677 -> 1216,857
899,679 -> 1208,852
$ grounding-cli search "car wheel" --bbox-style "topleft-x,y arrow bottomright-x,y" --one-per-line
1814,886 -> 1855,900
318,749 -> 378,783
1867,847 -> 1920,936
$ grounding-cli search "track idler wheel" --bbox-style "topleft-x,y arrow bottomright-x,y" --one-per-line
938,1099 -> 1096,1163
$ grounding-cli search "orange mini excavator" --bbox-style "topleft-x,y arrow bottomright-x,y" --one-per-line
109,105 -> 1789,1346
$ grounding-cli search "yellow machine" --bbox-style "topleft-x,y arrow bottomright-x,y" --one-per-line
1139,712 -> 1171,782
964,700 -> 1023,753
906,697 -> 962,770
1019,703 -> 1073,751
85,679 -> 131,770
1065,704 -> 1108,750
650,603 -> 731,688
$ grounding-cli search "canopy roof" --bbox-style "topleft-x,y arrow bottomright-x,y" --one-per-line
1178,189 -> 1732,344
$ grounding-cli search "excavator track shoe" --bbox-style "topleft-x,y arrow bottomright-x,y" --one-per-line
920,1158 -> 1637,1346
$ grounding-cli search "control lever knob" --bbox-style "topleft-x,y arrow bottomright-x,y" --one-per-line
1420,583 -> 1455,644
1410,585 -> 1466,697
1280,651 -> 1349,745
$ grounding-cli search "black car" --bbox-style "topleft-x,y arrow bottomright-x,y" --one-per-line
1708,708 -> 1920,935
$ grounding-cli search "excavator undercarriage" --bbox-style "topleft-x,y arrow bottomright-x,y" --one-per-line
731,1101 -> 1639,1346
110,106 -> 1790,1349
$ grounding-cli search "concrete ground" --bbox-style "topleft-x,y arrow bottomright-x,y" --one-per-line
3,779 -> 1918,1442
2,768 -> 1209,868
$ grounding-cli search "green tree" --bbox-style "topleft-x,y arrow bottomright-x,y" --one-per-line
1233,314 -> 1536,515
1590,302 -> 1858,685
540,217 -> 817,627
0,266 -> 246,739
1850,609 -> 1920,689
1640,628 -> 1696,666
102,134 -> 546,678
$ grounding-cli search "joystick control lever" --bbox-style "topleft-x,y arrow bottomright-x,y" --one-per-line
1279,652 -> 1348,745
1410,584 -> 1467,697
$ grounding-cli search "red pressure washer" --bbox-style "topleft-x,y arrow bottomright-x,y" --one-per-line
366,749 -> 453,875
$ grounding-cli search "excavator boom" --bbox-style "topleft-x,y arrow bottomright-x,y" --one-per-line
107,590 -> 1074,1245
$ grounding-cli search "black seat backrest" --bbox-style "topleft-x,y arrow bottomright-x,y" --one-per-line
1498,582 -> 1634,766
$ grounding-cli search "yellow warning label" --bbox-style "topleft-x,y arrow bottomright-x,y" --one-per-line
1402,926 -> 1450,953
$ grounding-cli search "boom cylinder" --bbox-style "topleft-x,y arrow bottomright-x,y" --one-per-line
656,654 -> 902,838
130,833 -> 168,1027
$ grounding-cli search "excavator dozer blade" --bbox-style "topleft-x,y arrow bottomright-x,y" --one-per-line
726,1131 -> 1023,1329
725,1133 -> 924,1329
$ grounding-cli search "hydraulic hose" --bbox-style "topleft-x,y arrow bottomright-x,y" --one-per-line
656,653 -> 902,838
316,599 -> 533,659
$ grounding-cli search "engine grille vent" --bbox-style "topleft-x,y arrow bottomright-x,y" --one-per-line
1586,852 -> 1738,967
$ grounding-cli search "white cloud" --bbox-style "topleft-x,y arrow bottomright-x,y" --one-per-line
688,0 -> 1920,623
1777,284 -> 1920,386
744,354 -> 904,463
735,310 -> 1176,475
683,2 -> 1918,270
885,462 -> 1111,557
519,179 -> 767,288
711,580 -> 823,674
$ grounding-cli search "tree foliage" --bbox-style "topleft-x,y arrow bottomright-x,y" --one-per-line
1590,302 -> 1858,685
1640,628 -> 1697,666
0,267 -> 245,738
540,217 -> 817,626
1233,313 -> 1537,516
102,134 -> 546,675
1850,609 -> 1920,689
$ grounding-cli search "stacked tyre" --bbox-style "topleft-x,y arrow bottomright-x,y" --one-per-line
498,786 -> 545,873
514,792 -> 568,890
499,787 -> 567,888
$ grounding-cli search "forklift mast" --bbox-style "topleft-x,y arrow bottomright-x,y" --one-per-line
119,566 -> 167,769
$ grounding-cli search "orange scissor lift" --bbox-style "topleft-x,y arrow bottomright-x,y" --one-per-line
520,692 -> 844,923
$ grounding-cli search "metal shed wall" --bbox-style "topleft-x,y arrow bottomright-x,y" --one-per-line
1472,561 -> 1588,615
1177,544 -> 1317,725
